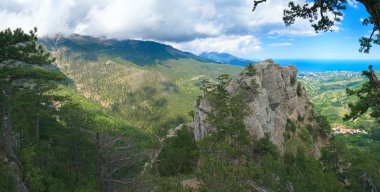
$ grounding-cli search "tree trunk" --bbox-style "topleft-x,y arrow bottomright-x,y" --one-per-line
35,111 -> 40,142
362,65 -> 380,94
5,86 -> 13,158
34,91 -> 41,143
68,121 -> 80,187
96,132 -> 107,192
1,101 -> 6,152
358,0 -> 380,33
1,86 -> 28,192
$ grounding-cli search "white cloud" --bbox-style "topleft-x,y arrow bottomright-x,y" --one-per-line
245,0 -> 317,36
0,0 -> 317,40
269,42 -> 292,47
194,23 -> 224,36
347,0 -> 358,8
0,0 -> 346,55
0,0 -> 76,35
170,35 -> 261,55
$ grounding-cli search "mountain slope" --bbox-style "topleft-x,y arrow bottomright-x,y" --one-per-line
199,52 -> 253,66
45,34 -> 211,66
42,35 -> 242,134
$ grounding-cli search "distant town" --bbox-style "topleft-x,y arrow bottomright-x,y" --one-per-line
298,71 -> 361,81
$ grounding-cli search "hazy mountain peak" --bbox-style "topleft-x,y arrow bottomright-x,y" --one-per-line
199,52 -> 254,66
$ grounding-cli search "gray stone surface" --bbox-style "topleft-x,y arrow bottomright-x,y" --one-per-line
192,61 -> 327,156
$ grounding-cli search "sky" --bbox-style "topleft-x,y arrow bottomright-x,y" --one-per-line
0,0 -> 379,60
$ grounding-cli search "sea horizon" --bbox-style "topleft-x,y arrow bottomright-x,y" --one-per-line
271,59 -> 380,72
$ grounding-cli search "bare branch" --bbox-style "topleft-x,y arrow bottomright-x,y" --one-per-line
104,179 -> 134,185
252,0 -> 266,12
107,163 -> 136,177
104,179 -> 153,185
362,65 -> 380,91
359,27 -> 378,53
112,145 -> 136,151
108,152 -> 144,164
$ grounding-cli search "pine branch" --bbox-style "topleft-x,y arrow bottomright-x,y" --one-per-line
252,0 -> 266,12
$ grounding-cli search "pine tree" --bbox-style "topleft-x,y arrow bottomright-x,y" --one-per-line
0,27 -> 65,191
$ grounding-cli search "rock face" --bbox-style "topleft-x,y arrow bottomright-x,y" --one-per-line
193,61 -> 328,156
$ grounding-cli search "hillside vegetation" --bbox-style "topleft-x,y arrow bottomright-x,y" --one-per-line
155,64 -> 380,191
299,71 -> 380,130
1,29 -> 379,191
43,35 -> 242,135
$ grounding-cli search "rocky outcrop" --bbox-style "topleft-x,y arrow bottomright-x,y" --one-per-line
193,99 -> 213,140
193,61 -> 329,156
360,172 -> 379,192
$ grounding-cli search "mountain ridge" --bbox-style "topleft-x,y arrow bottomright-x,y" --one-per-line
43,34 -> 214,66
199,52 -> 254,66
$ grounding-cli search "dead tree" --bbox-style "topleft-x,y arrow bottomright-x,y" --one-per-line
96,131 -> 148,192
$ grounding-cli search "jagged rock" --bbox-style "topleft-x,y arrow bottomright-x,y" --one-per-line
192,61 -> 328,157
193,99 -> 213,140
360,172 -> 378,192
1,156 -> 28,192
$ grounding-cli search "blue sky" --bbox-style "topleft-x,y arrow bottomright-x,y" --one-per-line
257,4 -> 380,60
0,0 -> 379,60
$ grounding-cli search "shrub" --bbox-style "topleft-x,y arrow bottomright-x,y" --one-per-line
299,128 -> 313,144
0,158 -> 16,192
264,59 -> 274,63
196,95 -> 202,106
286,119 -> 297,132
290,75 -> 297,86
255,134 -> 279,158
369,126 -> 380,141
217,74 -> 231,84
250,78 -> 260,92
284,131 -> 291,141
297,114 -> 304,122
245,63 -> 257,76
188,110 -> 195,119
297,82 -> 303,96
156,128 -> 199,176
316,116 -> 331,138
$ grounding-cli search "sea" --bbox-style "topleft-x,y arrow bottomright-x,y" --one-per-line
267,59 -> 380,72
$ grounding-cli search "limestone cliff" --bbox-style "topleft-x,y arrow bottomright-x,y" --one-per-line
193,61 -> 329,157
